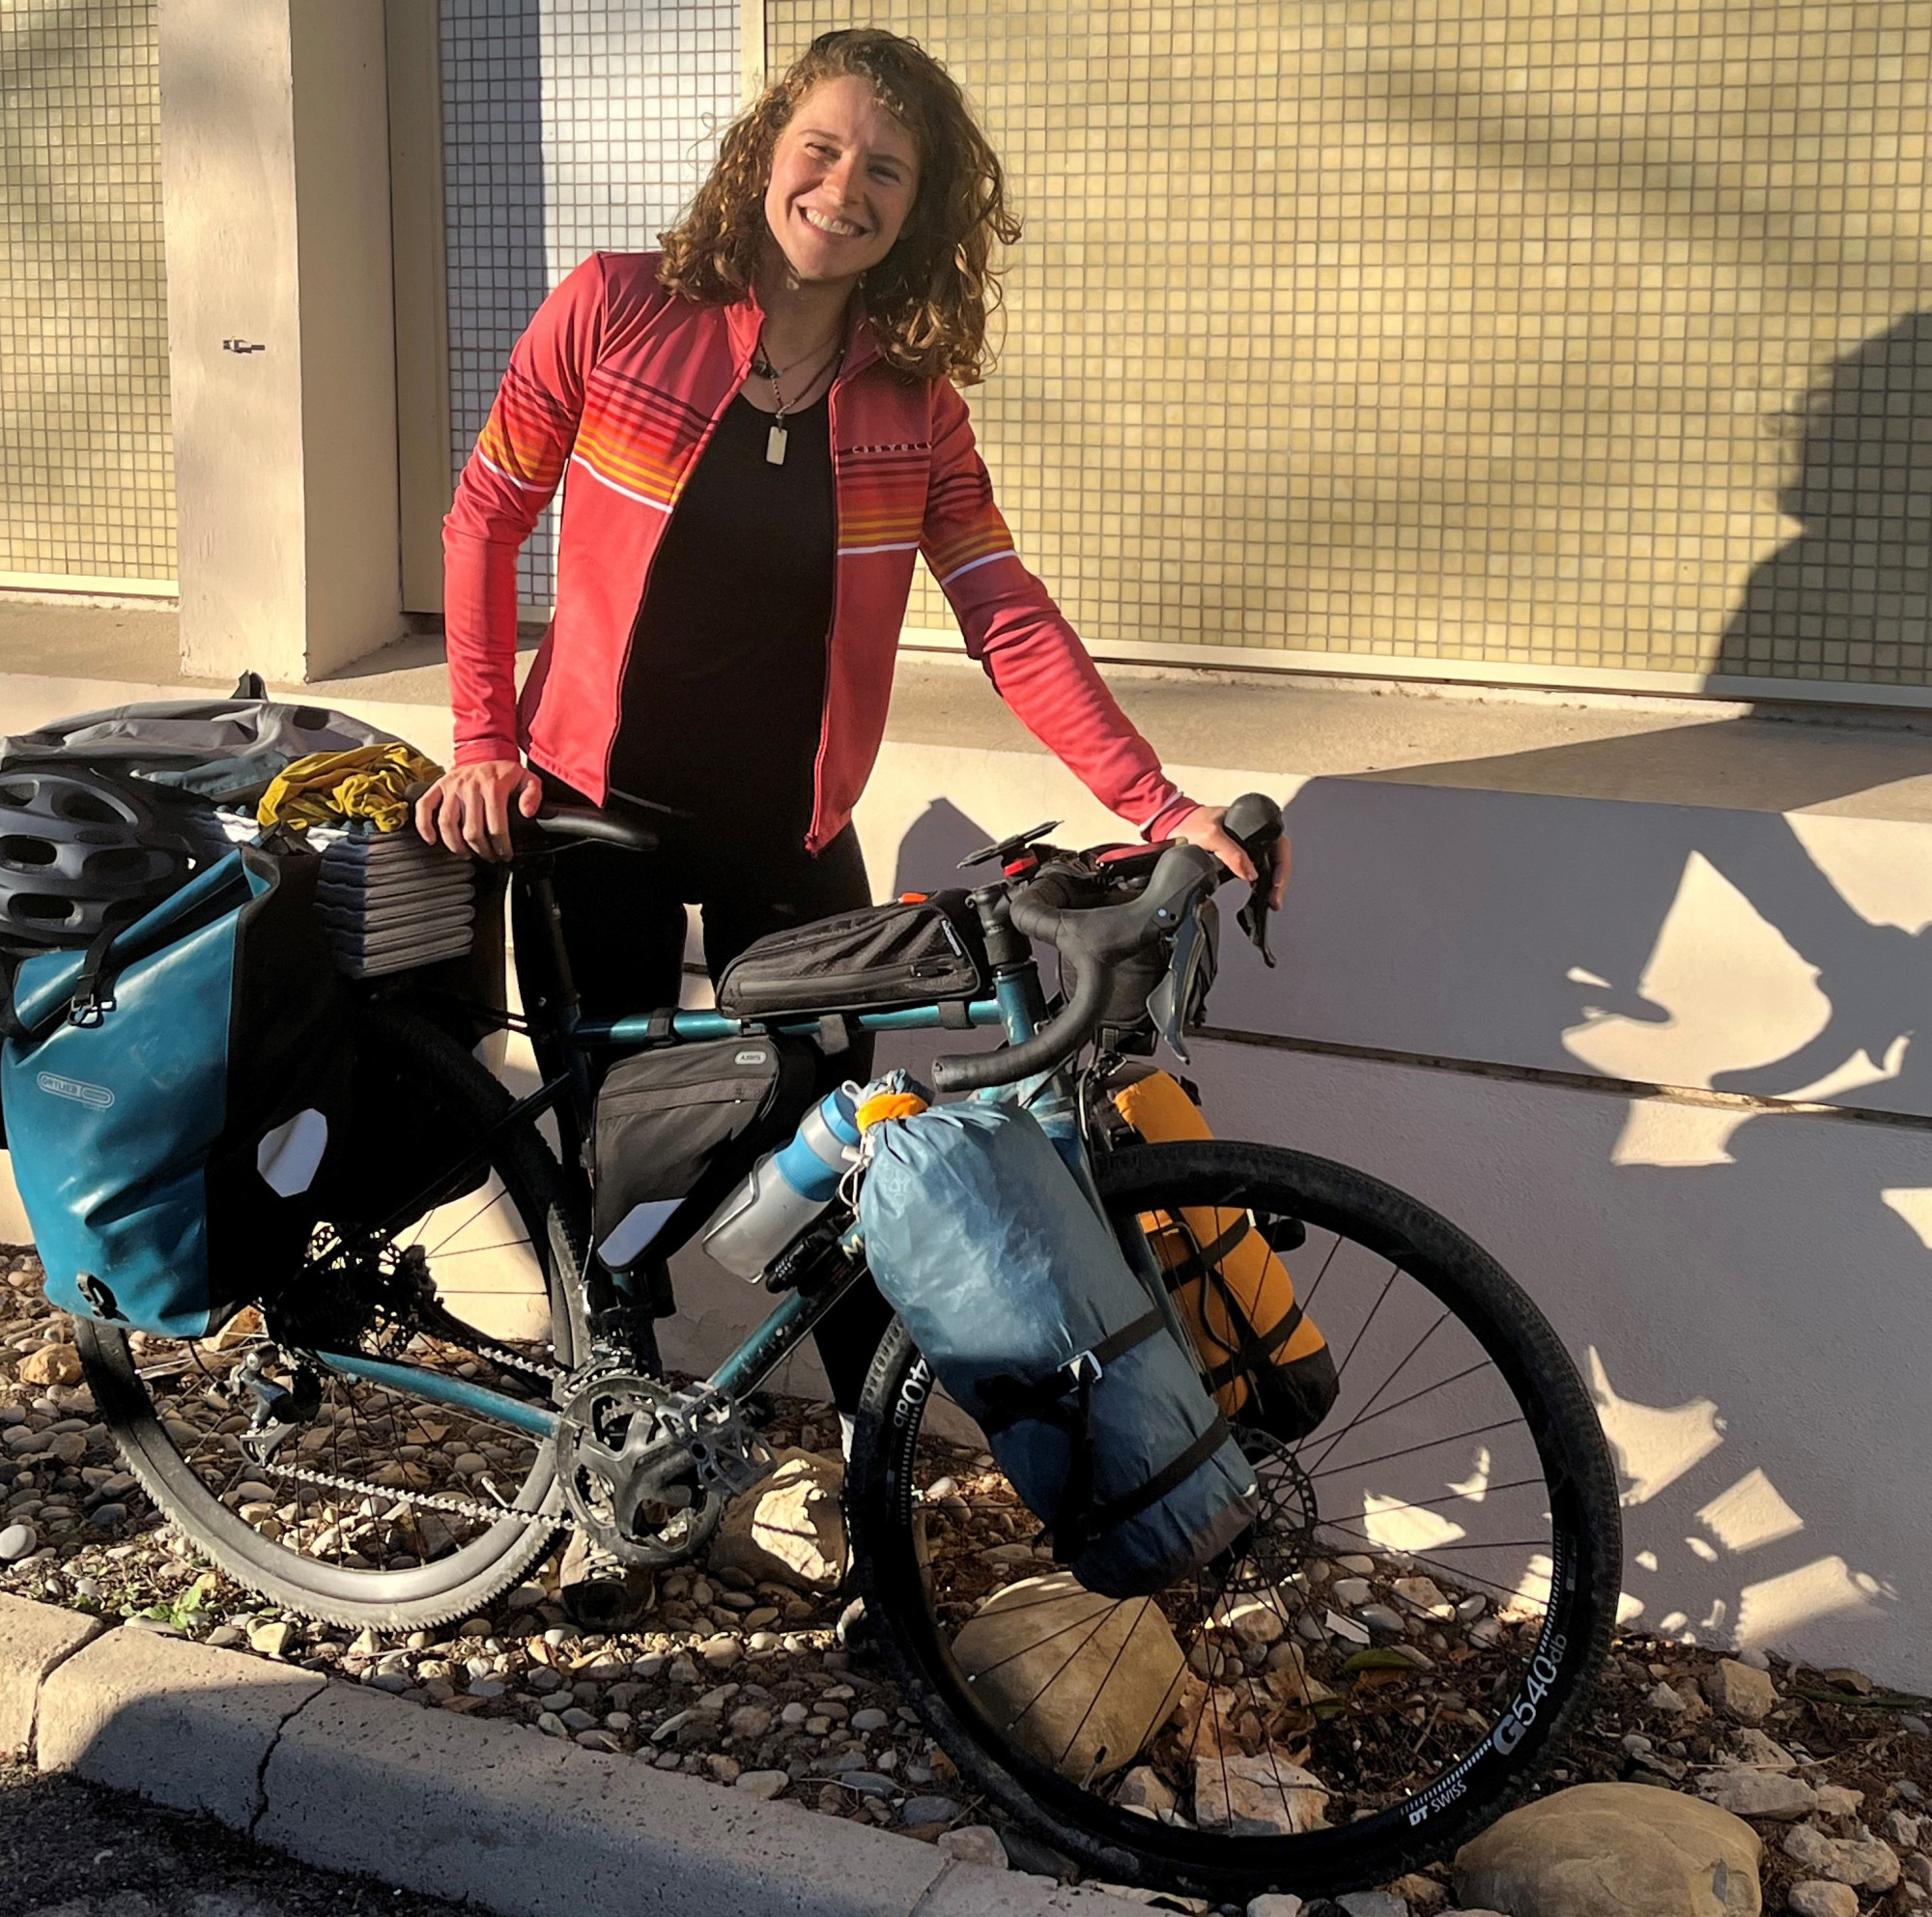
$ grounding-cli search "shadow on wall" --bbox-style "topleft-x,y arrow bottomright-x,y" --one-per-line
1219,758 -> 1932,1675
1719,310 -> 1932,689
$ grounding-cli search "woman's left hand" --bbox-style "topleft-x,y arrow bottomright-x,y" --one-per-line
1169,804 -> 1292,908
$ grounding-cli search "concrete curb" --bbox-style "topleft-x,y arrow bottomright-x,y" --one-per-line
0,1592 -> 1141,1917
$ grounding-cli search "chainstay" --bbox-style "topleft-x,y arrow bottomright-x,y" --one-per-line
259,1455 -> 573,1532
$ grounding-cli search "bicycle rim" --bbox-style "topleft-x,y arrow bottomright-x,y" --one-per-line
848,1139 -> 1620,1901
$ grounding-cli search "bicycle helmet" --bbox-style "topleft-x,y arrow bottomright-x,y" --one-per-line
0,766 -> 199,947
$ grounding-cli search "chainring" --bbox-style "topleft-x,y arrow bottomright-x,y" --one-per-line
554,1369 -> 757,1570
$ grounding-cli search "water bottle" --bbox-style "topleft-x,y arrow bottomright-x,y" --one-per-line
701,1083 -> 863,1279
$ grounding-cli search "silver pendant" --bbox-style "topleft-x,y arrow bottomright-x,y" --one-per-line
766,424 -> 787,466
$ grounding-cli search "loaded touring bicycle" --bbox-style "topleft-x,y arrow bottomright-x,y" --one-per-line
0,695 -> 1620,1903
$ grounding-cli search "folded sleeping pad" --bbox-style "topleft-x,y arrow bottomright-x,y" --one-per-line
858,1102 -> 1259,1598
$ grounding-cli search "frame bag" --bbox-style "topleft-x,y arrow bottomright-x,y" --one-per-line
1,844 -> 348,1338
591,1036 -> 817,1271
858,1102 -> 1259,1598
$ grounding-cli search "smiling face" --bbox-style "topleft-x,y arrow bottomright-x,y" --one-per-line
761,74 -> 921,295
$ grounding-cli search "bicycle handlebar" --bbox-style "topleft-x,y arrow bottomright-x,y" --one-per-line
929,792 -> 1282,1092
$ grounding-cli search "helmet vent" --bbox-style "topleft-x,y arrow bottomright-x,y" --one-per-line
53,788 -> 125,826
0,835 -> 57,869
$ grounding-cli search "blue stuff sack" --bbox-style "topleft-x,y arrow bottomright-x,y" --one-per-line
2,844 -> 347,1338
858,1102 -> 1259,1598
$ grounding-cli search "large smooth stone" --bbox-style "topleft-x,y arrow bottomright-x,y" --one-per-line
951,1571 -> 1186,1782
704,1448 -> 845,1594
1455,1782 -> 1762,1917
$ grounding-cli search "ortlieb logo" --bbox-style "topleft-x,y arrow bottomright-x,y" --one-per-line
37,1071 -> 113,1109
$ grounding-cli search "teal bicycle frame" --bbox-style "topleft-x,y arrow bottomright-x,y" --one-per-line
313,969 -> 1065,1440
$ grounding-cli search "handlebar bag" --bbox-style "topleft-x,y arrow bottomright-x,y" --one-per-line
591,1036 -> 817,1270
714,893 -> 987,1020
858,1102 -> 1259,1598
1112,1068 -> 1339,1443
1,844 -> 349,1339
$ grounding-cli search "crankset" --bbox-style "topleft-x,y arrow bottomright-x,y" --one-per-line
555,1367 -> 778,1569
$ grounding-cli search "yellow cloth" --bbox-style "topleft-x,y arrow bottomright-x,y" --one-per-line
856,1090 -> 929,1131
257,743 -> 443,834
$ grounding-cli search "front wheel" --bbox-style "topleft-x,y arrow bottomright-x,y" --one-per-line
846,1139 -> 1621,1902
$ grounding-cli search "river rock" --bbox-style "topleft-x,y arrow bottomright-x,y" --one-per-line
952,1571 -> 1185,1782
17,1346 -> 81,1388
937,1826 -> 1007,1870
1193,1750 -> 1328,1835
1697,1767 -> 1816,1820
1784,1886 -> 1856,1917
1704,1659 -> 1776,1726
705,1449 -> 845,1594
1779,1828 -> 1897,1892
1456,1782 -> 1762,1916
0,1522 -> 37,1562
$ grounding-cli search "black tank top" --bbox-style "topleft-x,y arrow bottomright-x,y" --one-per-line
608,389 -> 837,855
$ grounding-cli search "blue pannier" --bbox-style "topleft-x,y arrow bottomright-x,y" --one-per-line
2,844 -> 347,1339
857,1102 -> 1259,1598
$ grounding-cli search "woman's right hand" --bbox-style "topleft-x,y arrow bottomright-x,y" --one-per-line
414,760 -> 544,861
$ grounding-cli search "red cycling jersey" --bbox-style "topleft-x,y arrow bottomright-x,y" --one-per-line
444,251 -> 1197,852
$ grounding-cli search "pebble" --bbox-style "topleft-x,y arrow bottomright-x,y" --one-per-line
1904,1716 -> 1932,1740
727,1705 -> 772,1736
849,1706 -> 890,1732
1697,1768 -> 1816,1819
1245,1900 -> 1304,1917
1329,1577 -> 1373,1607
836,1770 -> 895,1799
1357,1603 -> 1407,1636
781,1702 -> 811,1727
1786,1883 -> 1859,1917
0,1522 -> 37,1561
937,1825 -> 1008,1871
1337,1896 -> 1410,1917
735,1769 -> 788,1800
900,1794 -> 962,1826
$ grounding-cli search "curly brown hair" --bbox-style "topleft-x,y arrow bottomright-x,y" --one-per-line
657,29 -> 1020,386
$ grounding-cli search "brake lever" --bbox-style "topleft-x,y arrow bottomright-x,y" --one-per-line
1238,879 -> 1277,969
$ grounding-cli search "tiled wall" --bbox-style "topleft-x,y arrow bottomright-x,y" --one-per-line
767,1 -> 1932,690
0,0 -> 175,587
440,0 -> 740,611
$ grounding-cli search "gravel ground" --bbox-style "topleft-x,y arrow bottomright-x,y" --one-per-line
0,1754 -> 474,1917
5,1244 -> 1932,1916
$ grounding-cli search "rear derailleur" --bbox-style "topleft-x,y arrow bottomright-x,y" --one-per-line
554,1365 -> 777,1570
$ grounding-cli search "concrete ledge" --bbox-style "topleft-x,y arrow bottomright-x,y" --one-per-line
0,1588 -> 103,1758
36,1621 -> 326,1827
7,1602 -> 1142,1917
257,1679 -> 949,1917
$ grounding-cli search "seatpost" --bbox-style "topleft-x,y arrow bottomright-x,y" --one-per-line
520,854 -> 595,1155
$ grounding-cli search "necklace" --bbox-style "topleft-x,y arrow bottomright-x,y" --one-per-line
753,329 -> 844,466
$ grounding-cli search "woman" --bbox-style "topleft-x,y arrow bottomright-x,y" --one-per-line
417,28 -> 1285,1412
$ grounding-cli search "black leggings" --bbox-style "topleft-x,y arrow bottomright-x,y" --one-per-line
512,772 -> 893,1413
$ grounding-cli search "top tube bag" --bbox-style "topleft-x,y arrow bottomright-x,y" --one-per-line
1,843 -> 348,1339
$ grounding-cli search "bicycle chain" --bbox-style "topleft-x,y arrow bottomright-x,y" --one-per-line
258,1454 -> 576,1532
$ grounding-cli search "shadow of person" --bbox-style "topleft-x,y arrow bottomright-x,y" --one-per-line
1719,308 -> 1932,687
891,795 -> 1007,897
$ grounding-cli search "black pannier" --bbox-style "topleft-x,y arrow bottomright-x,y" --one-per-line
714,892 -> 988,1019
591,1036 -> 816,1270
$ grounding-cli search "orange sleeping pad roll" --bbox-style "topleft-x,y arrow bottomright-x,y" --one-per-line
1112,1069 -> 1339,1444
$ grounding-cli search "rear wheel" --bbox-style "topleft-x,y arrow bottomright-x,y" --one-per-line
846,1139 -> 1620,1901
77,1001 -> 589,1632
